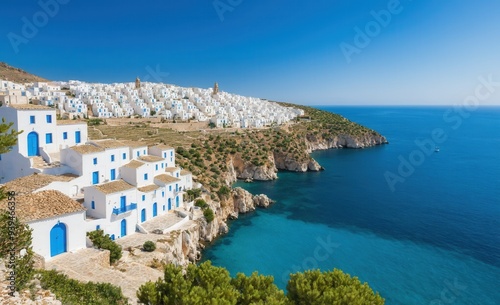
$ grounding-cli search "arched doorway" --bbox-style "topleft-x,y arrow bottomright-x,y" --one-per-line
120,219 -> 127,237
175,196 -> 179,208
27,132 -> 39,156
50,223 -> 67,257
168,198 -> 172,211
153,203 -> 158,217
141,209 -> 146,222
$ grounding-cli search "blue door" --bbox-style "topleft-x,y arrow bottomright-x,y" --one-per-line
168,198 -> 172,210
120,196 -> 126,211
92,171 -> 99,184
50,223 -> 67,257
153,203 -> 157,217
176,196 -> 179,208
75,131 -> 81,143
27,132 -> 39,156
120,219 -> 127,237
141,209 -> 146,222
110,169 -> 116,181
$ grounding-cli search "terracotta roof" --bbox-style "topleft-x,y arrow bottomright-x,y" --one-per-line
70,144 -> 105,155
165,167 -> 179,173
91,139 -> 128,149
120,140 -> 148,148
151,144 -> 173,150
0,190 -> 85,222
155,174 -> 181,184
8,104 -> 52,110
56,120 -> 86,125
139,155 -> 164,163
123,160 -> 145,169
2,173 -> 77,196
138,184 -> 160,193
180,169 -> 192,176
94,180 -> 135,194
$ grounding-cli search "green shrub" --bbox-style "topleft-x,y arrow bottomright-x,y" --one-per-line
194,199 -> 208,209
143,241 -> 156,252
203,208 -> 215,223
39,270 -> 127,305
87,230 -> 122,264
0,211 -> 35,291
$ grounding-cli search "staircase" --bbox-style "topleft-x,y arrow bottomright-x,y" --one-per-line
31,156 -> 50,169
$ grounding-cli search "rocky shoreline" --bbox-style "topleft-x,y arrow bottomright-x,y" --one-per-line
172,132 -> 388,267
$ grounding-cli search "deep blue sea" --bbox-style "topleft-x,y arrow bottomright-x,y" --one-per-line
202,106 -> 500,305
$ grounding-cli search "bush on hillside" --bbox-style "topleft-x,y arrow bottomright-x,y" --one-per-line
87,230 -> 122,264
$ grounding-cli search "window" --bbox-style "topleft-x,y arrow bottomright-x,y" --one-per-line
162,163 -> 164,168
30,116 -> 35,124
176,173 -> 179,177
111,155 -> 115,162
169,185 -> 172,191
143,150 -> 146,154
137,151 -> 140,157
96,225 -> 100,230
45,133 -> 53,144
142,195 -> 146,201
155,164 -> 158,170
46,115 -> 52,123
63,132 -> 68,140
122,153 -> 126,160
163,152 -> 166,158
93,158 -> 97,165
162,191 -> 165,197
91,200 -> 95,209
170,151 -> 173,156
144,173 -> 148,180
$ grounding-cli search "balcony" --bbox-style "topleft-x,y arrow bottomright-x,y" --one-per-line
112,203 -> 137,215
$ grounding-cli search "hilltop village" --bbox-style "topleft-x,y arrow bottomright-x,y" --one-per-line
0,78 -> 303,283
0,78 -> 304,127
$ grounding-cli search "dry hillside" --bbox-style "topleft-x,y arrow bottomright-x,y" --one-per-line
0,62 -> 48,83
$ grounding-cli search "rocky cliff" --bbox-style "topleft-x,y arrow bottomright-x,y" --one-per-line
165,187 -> 274,267
226,132 -> 387,180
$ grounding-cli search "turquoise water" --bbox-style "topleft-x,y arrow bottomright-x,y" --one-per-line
203,107 -> 500,305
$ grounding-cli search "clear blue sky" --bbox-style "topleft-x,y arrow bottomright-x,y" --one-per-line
1,0 -> 499,105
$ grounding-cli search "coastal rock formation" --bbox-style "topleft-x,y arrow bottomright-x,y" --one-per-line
232,187 -> 256,213
165,187 -> 275,268
253,194 -> 273,208
230,154 -> 278,181
226,132 -> 385,181
306,133 -> 388,151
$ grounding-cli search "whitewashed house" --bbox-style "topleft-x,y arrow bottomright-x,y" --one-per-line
0,104 -> 87,183
83,180 -> 138,240
0,187 -> 87,261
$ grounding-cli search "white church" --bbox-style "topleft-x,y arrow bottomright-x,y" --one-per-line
0,103 -> 193,261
